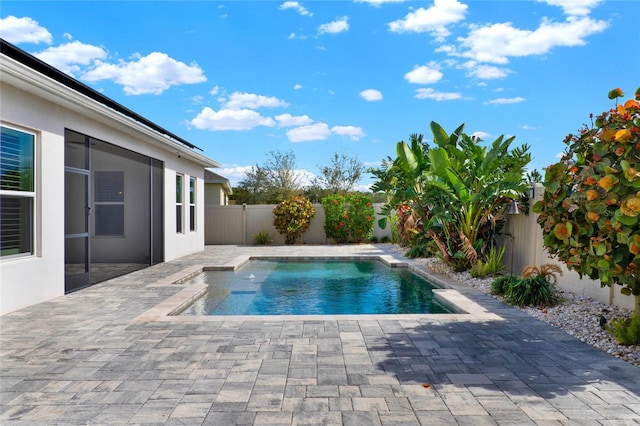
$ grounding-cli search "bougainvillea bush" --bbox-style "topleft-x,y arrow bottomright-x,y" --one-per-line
533,87 -> 640,312
273,196 -> 315,244
322,194 -> 375,243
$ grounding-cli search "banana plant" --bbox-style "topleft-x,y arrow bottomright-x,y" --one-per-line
371,121 -> 531,270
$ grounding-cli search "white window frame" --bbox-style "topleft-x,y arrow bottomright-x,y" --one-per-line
176,173 -> 184,234
189,176 -> 196,232
0,124 -> 37,259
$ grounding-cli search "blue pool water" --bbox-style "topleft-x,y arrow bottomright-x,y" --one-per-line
179,260 -> 454,315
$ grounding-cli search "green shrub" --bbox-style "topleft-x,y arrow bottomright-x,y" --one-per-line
484,246 -> 506,276
471,260 -> 490,278
273,196 -> 315,245
404,235 -> 438,259
472,246 -> 506,278
388,214 -> 401,244
253,230 -> 271,245
504,275 -> 561,307
322,194 -> 374,243
380,235 -> 390,243
491,275 -> 519,296
606,313 -> 640,345
370,236 -> 379,243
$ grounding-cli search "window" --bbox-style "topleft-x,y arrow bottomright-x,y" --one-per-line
94,171 -> 124,236
1,126 -> 35,257
176,174 -> 183,233
189,176 -> 196,232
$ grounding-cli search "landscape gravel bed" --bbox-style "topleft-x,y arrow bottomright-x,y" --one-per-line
412,255 -> 640,368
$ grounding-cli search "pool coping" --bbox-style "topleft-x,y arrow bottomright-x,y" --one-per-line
134,255 -> 503,323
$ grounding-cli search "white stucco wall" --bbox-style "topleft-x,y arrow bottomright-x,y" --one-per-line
1,87 -> 66,315
0,58 -> 215,315
163,163 -> 206,261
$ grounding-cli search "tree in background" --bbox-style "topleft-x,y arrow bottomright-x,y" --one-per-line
234,165 -> 271,204
533,87 -> 640,313
316,153 -> 365,194
304,153 -> 365,202
234,151 -> 368,204
233,150 -> 302,204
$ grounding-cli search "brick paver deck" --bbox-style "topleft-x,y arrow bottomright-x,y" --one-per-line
1,245 -> 639,425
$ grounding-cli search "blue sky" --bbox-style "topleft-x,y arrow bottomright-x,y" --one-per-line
1,0 -> 638,189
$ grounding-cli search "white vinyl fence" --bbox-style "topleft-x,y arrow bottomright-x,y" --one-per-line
205,190 -> 637,311
205,203 -> 391,246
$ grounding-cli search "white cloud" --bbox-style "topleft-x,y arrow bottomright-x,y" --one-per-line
210,85 -> 220,96
485,97 -> 526,105
190,107 -> 276,131
35,41 -> 107,75
279,1 -> 312,16
293,84 -> 303,90
274,113 -> 314,127
456,16 -> 609,64
356,0 -> 404,6
318,17 -> 349,35
288,32 -> 308,40
415,88 -> 462,101
463,62 -> 510,80
359,89 -> 383,101
522,125 -> 539,130
214,165 -> 254,186
82,51 -> 206,95
331,126 -> 366,141
404,62 -> 443,84
388,0 -> 468,40
221,92 -> 289,110
538,0 -> 602,16
287,123 -> 332,142
471,131 -> 491,140
0,16 -> 53,44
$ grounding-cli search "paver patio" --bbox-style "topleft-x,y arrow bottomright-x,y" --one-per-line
1,244 -> 639,425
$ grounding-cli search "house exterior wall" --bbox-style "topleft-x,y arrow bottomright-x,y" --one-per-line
205,184 -> 226,206
2,84 -> 66,314
1,62 -> 212,315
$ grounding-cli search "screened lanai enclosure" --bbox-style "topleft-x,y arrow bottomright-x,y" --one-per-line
64,129 -> 164,293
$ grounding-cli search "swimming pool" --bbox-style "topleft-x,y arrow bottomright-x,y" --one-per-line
178,259 -> 454,316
